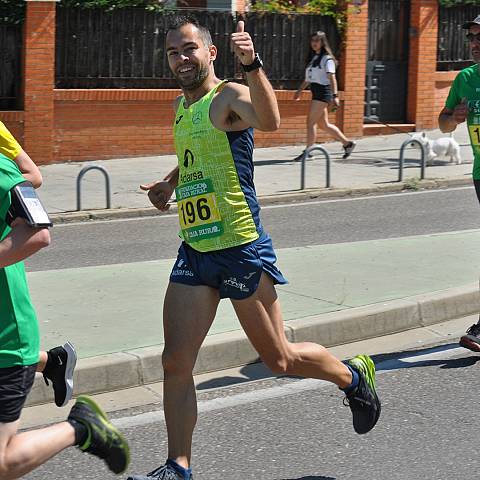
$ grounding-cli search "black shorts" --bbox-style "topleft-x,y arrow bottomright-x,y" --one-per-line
474,179 -> 480,205
311,83 -> 333,103
0,364 -> 37,423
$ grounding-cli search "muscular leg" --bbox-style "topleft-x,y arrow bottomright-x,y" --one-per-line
162,282 -> 220,469
0,421 -> 75,479
231,273 -> 352,387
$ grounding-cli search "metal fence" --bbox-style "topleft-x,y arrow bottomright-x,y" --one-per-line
0,24 -> 22,110
55,7 -> 340,89
437,5 -> 477,71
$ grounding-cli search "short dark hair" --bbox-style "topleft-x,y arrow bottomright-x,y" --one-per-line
166,15 -> 213,47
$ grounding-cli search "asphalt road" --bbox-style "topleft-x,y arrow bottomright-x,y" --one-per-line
27,186 -> 480,271
24,338 -> 480,480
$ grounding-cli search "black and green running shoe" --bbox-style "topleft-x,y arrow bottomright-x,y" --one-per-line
68,395 -> 130,474
344,355 -> 381,435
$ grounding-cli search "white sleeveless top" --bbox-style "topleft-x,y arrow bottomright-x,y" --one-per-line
305,54 -> 336,86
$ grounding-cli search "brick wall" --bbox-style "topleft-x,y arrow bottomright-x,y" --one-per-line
50,89 -> 339,162
340,1 -> 369,137
13,0 -> 457,164
23,0 -> 57,164
408,0 -> 439,130
0,112 -> 24,145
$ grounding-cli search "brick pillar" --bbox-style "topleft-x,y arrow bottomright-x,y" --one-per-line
407,0 -> 438,130
23,0 -> 58,165
235,0 -> 248,12
340,1 -> 369,137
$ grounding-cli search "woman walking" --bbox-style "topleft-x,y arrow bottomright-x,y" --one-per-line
293,31 -> 356,161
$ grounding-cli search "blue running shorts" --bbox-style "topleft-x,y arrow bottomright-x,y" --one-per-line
170,233 -> 288,300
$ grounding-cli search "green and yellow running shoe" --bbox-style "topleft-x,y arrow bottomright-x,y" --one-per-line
68,395 -> 130,474
344,355 -> 381,435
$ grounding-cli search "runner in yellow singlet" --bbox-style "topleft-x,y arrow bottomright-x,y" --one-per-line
133,16 -> 381,480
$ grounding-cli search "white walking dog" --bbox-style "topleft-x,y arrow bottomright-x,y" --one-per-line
410,131 -> 462,165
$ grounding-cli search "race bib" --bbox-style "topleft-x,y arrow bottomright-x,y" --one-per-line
176,178 -> 223,243
469,124 -> 480,147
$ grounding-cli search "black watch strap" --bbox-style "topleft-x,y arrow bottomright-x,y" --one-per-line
241,53 -> 263,72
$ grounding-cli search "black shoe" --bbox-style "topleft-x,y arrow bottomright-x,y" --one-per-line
293,150 -> 313,162
459,323 -> 480,352
344,355 -> 381,435
127,460 -> 193,479
68,395 -> 130,474
43,341 -> 77,407
342,141 -> 356,159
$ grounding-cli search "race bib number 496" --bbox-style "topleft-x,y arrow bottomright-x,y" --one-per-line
176,178 -> 223,243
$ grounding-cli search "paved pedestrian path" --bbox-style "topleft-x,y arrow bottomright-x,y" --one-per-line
31,229 -> 480,359
39,125 -> 474,213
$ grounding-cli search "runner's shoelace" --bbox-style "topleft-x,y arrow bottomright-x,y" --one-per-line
147,465 -> 182,480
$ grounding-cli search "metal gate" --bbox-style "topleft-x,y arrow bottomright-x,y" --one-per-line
0,24 -> 22,110
364,0 -> 410,124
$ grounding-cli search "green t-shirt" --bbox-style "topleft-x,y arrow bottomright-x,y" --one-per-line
445,64 -> 480,179
0,153 -> 40,367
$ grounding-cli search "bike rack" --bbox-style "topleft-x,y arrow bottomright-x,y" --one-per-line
398,138 -> 427,182
76,165 -> 112,211
300,145 -> 331,190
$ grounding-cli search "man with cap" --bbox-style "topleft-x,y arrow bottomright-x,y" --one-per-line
439,14 -> 480,351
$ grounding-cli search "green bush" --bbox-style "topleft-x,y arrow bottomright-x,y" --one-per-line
440,0 -> 480,5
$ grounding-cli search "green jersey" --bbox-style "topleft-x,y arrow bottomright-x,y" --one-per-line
173,81 -> 262,252
445,64 -> 480,179
0,153 -> 40,367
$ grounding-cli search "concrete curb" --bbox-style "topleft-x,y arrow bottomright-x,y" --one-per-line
27,282 -> 479,406
50,176 -> 472,224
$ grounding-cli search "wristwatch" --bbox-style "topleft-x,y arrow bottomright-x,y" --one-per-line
241,53 -> 264,72
332,93 -> 338,98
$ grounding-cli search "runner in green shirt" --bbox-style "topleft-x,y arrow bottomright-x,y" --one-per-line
439,15 -> 480,352
0,153 -> 130,477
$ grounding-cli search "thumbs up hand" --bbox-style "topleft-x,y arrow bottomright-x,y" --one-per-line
453,97 -> 469,125
231,20 -> 255,65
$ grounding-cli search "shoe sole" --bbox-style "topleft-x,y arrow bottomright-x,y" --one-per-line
343,142 -> 356,159
76,395 -> 131,474
59,341 -> 77,407
348,355 -> 381,433
459,336 -> 480,352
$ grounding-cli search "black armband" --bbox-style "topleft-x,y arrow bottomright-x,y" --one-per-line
6,181 -> 52,228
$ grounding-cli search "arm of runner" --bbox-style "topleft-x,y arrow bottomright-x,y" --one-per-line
0,218 -> 50,268
140,166 -> 178,212
229,21 -> 280,132
13,150 -> 43,188
439,99 -> 468,133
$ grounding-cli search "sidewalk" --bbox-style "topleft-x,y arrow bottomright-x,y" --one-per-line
26,125 -> 480,406
39,125 -> 474,215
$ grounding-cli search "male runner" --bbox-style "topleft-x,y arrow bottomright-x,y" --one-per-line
0,119 -> 77,407
0,152 -> 130,477
132,16 -> 381,480
439,15 -> 480,351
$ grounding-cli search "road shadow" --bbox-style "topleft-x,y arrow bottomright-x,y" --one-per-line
373,342 -> 480,371
279,476 -> 336,480
196,361 -> 270,390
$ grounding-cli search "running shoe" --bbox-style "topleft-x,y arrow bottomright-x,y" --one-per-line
293,150 -> 312,162
344,354 -> 381,434
128,460 -> 192,480
342,141 -> 356,159
68,395 -> 130,474
43,341 -> 77,407
459,323 -> 480,352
